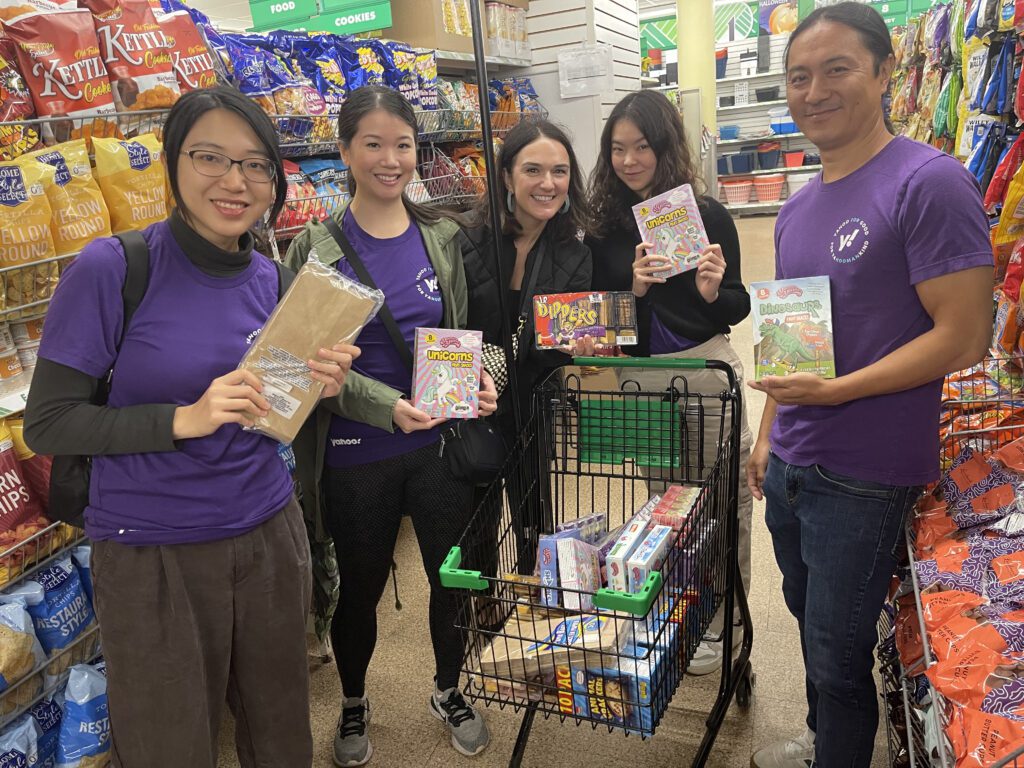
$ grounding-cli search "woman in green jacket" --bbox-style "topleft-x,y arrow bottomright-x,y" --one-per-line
285,86 -> 497,767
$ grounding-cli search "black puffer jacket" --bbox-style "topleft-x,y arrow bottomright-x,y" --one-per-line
460,223 -> 592,427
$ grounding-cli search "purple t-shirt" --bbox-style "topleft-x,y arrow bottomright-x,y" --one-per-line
326,211 -> 443,467
771,137 -> 993,486
38,221 -> 295,545
649,311 -> 699,355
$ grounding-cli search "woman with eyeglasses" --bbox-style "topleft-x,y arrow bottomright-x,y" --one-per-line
23,86 -> 357,768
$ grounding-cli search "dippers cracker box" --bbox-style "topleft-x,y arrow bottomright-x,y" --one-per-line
627,525 -> 673,593
606,500 -> 657,592
556,538 -> 601,612
533,291 -> 637,350
570,643 -> 668,734
538,530 -> 580,607
413,328 -> 482,419
750,277 -> 836,379
632,183 -> 708,278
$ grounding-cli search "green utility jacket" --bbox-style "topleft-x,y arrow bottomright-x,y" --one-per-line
284,200 -> 467,640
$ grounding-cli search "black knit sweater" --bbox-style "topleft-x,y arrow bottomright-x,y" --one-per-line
584,196 -> 750,357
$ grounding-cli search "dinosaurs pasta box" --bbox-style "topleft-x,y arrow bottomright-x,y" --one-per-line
632,183 -> 708,279
750,277 -> 836,379
533,292 -> 638,350
412,328 -> 482,419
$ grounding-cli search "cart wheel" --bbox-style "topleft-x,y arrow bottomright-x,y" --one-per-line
737,664 -> 755,708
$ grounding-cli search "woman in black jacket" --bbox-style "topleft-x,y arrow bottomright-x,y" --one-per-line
585,90 -> 752,677
462,118 -> 592,434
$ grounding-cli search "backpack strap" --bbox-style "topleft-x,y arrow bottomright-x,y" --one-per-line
114,230 -> 150,353
274,258 -> 295,300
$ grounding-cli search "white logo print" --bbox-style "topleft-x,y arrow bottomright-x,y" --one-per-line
416,266 -> 442,302
331,438 -> 362,447
245,328 -> 263,345
831,218 -> 871,264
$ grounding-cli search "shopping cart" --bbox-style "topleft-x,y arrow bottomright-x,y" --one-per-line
439,357 -> 754,767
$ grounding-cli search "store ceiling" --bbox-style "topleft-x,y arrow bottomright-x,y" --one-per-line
189,0 -> 253,31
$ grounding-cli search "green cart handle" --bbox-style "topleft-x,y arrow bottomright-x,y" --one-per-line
574,356 -> 708,370
592,572 -> 663,616
439,547 -> 487,591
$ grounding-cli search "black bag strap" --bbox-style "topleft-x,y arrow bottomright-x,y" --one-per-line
114,230 -> 150,352
274,259 -> 294,299
512,237 -> 545,363
322,215 -> 414,373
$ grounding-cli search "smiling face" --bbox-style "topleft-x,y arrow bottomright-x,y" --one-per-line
340,108 -> 417,206
610,118 -> 657,199
174,108 -> 276,252
504,136 -> 571,232
785,20 -> 893,153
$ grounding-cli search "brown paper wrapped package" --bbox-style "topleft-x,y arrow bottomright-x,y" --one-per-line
238,258 -> 383,444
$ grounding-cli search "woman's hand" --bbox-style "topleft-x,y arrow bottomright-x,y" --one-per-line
311,343 -> 360,400
569,334 -> 598,357
695,245 -> 726,304
393,398 -> 446,434
479,370 -> 498,416
173,369 -> 271,439
633,242 -> 668,298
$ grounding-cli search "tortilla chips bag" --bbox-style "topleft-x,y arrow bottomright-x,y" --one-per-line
28,140 -> 111,256
0,156 -> 59,315
0,596 -> 45,716
93,133 -> 167,232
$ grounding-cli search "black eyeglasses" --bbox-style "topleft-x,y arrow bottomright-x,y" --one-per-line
182,150 -> 276,183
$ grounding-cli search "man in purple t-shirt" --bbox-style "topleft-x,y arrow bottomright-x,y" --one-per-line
746,5 -> 993,768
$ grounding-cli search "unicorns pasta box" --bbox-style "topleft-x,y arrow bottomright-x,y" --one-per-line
632,183 -> 709,278
412,328 -> 483,418
750,277 -> 836,379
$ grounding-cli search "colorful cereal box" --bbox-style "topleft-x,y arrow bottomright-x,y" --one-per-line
533,291 -> 638,350
570,643 -> 668,734
557,538 -> 601,612
412,327 -> 483,418
750,277 -> 835,379
632,183 -> 708,279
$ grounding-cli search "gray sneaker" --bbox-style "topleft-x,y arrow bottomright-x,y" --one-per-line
334,696 -> 372,767
429,687 -> 490,757
751,727 -> 815,768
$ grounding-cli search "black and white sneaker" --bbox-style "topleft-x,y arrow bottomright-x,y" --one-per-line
334,696 -> 372,767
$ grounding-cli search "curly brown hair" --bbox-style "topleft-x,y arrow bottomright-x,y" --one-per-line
587,90 -> 703,240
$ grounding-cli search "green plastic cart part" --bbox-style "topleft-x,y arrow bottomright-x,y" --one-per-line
574,356 -> 709,370
439,547 -> 487,591
591,571 -> 663,615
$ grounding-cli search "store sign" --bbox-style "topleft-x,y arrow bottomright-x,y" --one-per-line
265,0 -> 392,34
249,0 -> 317,28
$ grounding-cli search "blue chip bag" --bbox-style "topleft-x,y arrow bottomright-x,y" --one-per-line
339,39 -> 385,91
0,597 -> 45,699
55,665 -> 109,768
415,51 -> 438,111
224,35 -> 277,116
28,698 -> 62,768
0,716 -> 39,768
70,548 -> 91,612
380,41 -> 419,107
5,557 -> 95,658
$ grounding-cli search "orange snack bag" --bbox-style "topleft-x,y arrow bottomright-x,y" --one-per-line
948,705 -> 1024,767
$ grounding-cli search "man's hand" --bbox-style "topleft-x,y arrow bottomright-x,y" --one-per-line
747,439 -> 770,501
748,374 -> 845,406
479,370 -> 498,416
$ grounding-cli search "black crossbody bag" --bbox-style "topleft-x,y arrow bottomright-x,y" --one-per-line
323,217 -> 506,485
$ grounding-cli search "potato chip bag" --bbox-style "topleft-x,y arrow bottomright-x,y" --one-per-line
78,0 -> 180,112
3,9 -> 119,147
0,156 -> 59,315
0,52 -> 39,161
157,10 -> 217,93
28,697 -> 61,768
5,557 -> 94,658
0,596 -> 45,715
27,140 -> 111,256
0,713 -> 40,765
998,162 -> 1024,245
55,664 -> 109,768
93,133 -> 167,232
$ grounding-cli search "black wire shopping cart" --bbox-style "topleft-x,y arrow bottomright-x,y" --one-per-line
439,357 -> 754,767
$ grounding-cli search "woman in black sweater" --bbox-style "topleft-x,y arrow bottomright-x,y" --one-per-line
585,90 -> 752,677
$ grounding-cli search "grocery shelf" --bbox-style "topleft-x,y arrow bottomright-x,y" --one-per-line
640,76 -> 660,88
717,132 -> 807,146
717,98 -> 787,112
434,50 -> 532,69
0,386 -> 31,420
719,164 -> 821,178
716,70 -> 786,84
720,200 -> 785,214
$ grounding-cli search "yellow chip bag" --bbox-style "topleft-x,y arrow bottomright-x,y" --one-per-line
27,139 -> 111,257
0,156 -> 60,316
93,133 -> 168,233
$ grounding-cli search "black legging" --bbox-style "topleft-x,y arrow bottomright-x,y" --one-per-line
323,441 -> 475,697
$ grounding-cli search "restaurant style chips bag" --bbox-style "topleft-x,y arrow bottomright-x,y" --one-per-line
78,0 -> 180,113
3,9 -> 119,147
28,139 -> 111,256
93,133 -> 167,232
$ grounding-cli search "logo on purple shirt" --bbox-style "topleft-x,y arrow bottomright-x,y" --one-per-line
0,167 -> 28,208
416,266 -> 441,302
119,141 -> 153,171
831,217 -> 870,264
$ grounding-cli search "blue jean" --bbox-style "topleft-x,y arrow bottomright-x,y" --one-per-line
763,453 -> 919,768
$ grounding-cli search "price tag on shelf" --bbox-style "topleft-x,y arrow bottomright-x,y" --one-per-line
249,0 -> 317,28
734,81 -> 749,107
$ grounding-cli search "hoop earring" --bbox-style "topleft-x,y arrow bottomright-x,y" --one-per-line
506,190 -> 516,213
560,198 -> 571,214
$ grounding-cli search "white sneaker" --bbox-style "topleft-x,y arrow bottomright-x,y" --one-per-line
751,727 -> 815,768
687,639 -> 723,675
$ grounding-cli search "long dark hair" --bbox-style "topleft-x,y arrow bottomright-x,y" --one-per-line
163,85 -> 287,230
336,85 -> 443,225
588,90 -> 703,240
785,2 -> 895,131
486,119 -> 589,245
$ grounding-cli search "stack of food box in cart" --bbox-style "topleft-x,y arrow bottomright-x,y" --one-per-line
470,484 -> 720,734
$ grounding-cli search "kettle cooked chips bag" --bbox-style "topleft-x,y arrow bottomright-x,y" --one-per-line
93,133 -> 167,232
28,140 -> 111,256
157,9 -> 217,93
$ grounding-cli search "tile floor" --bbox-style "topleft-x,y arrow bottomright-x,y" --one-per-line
218,215 -> 893,767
